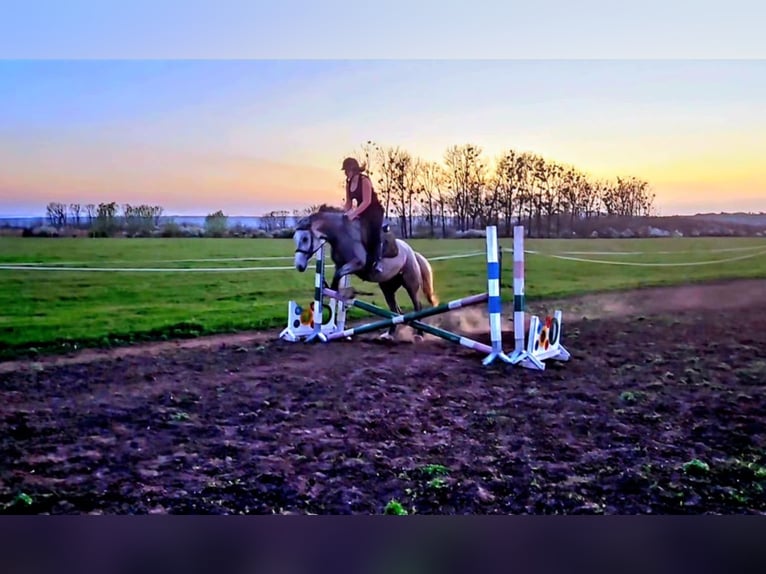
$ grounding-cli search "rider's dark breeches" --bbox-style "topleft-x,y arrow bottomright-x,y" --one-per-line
359,204 -> 384,269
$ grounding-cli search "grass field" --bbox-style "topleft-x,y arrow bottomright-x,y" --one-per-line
2,235 -> 766,358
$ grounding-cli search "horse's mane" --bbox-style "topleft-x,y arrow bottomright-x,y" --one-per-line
316,204 -> 343,214
295,203 -> 345,230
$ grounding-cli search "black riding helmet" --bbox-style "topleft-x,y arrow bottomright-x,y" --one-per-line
341,157 -> 361,172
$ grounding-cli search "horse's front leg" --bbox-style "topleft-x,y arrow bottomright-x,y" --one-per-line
329,268 -> 342,292
330,259 -> 365,299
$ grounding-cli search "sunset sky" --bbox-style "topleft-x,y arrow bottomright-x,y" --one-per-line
1,59 -> 764,217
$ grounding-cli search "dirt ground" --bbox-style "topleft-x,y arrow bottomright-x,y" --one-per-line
1,279 -> 765,515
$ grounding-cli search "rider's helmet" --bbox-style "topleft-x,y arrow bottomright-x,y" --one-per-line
341,157 -> 361,172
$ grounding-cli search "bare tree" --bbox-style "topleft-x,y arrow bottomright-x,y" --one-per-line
85,204 -> 96,226
540,160 -> 564,237
443,144 -> 486,231
443,145 -> 465,231
69,203 -> 82,227
494,149 -> 527,235
577,175 -> 601,219
372,145 -> 412,231
358,140 -> 379,181
386,148 -> 417,238
617,176 -> 654,217
599,179 -> 618,217
151,205 -> 164,227
417,160 -> 444,237
513,152 -> 538,230
93,202 -> 118,236
45,202 -> 67,227
526,153 -> 547,236
122,204 -> 159,236
560,167 -> 585,232
405,156 -> 422,237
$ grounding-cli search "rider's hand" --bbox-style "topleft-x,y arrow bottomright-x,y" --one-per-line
345,210 -> 358,220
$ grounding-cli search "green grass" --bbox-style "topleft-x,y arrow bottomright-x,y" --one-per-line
1,235 -> 766,358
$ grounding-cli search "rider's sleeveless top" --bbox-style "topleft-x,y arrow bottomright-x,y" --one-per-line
347,173 -> 382,212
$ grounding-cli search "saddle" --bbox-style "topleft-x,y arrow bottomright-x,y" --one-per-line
353,220 -> 398,259
381,224 -> 398,258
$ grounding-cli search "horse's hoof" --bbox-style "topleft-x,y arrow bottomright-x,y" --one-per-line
378,332 -> 395,342
413,334 -> 424,343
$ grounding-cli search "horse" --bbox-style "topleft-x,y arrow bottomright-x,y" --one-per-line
292,207 -> 438,340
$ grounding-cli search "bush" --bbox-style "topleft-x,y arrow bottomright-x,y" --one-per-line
204,210 -> 228,237
161,222 -> 184,238
26,226 -> 60,238
454,229 -> 486,239
270,227 -> 295,239
230,224 -> 254,237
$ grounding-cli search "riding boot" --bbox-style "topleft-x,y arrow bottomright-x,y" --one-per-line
373,240 -> 384,273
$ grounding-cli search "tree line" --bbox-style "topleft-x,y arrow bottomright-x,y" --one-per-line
39,140 -> 656,239
347,141 -> 656,238
40,201 -> 314,238
44,202 -> 165,236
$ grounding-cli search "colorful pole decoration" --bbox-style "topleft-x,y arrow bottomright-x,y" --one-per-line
279,243 -> 349,342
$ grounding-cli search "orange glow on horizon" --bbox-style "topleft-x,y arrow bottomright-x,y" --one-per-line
0,132 -> 763,216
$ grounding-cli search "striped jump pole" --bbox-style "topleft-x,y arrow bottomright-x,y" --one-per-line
303,241 -> 327,343
508,225 -> 545,370
322,288 -> 494,353
482,225 -> 513,366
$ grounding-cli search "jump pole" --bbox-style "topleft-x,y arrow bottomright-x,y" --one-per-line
483,225 -> 513,365
303,241 -> 327,343
322,289 -> 494,354
508,225 -> 546,370
506,224 -> 572,371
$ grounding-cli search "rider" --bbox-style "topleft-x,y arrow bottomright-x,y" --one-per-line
342,157 -> 384,274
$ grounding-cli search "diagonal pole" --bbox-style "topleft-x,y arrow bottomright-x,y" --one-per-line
322,289 -> 493,353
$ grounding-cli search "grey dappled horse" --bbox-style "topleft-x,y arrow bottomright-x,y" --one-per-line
292,207 -> 438,339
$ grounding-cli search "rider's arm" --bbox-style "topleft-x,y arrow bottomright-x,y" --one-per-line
343,187 -> 353,211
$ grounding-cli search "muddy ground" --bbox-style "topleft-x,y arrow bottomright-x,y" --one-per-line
1,279 -> 765,514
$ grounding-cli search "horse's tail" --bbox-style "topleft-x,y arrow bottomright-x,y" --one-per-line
414,251 -> 438,307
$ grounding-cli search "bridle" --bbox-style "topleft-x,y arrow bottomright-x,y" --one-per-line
294,223 -> 326,260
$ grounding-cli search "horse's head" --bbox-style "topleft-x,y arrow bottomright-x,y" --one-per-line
292,215 -> 322,273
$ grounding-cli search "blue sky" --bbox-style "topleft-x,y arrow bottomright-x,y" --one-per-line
2,0 -> 763,59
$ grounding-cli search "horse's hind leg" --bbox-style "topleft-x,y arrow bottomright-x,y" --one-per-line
379,276 -> 403,340
402,265 -> 426,340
